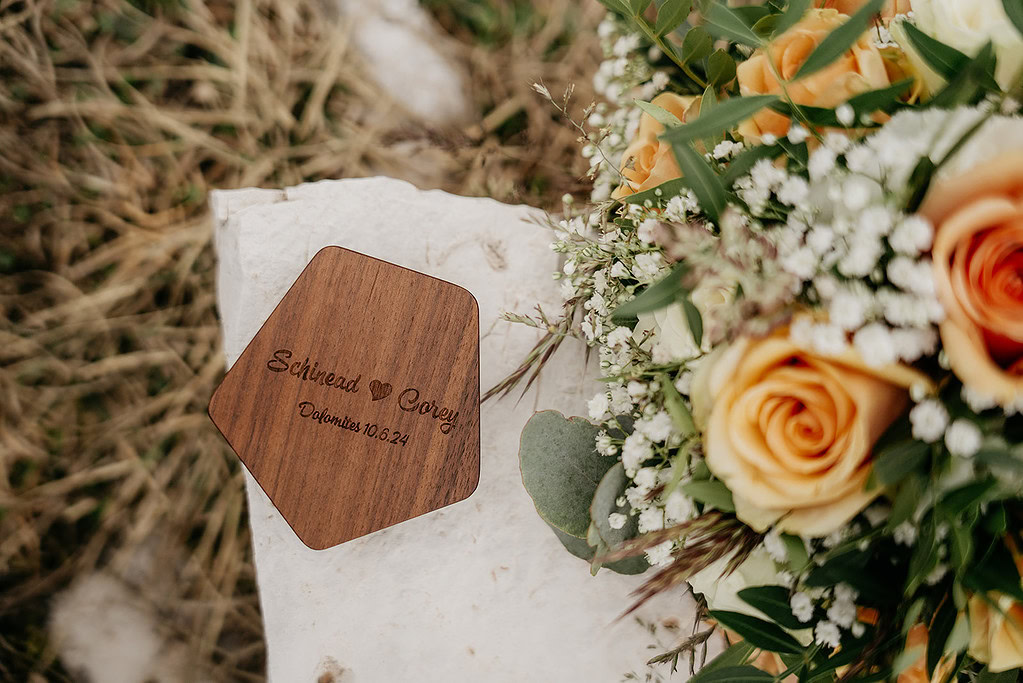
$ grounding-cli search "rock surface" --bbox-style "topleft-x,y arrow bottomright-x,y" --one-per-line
211,178 -> 688,682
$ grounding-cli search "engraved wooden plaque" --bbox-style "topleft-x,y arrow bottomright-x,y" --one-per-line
209,246 -> 481,550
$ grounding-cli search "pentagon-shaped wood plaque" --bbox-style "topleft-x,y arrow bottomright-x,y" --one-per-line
209,246 -> 480,550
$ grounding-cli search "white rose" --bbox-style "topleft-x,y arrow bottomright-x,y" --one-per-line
895,0 -> 1023,92
631,284 -> 733,361
687,549 -> 779,620
689,549 -> 813,646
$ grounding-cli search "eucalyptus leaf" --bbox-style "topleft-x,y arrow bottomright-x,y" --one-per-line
548,522 -> 597,561
703,3 -> 762,46
611,260 -> 690,321
671,141 -> 728,222
635,99 -> 685,127
662,95 -> 778,144
794,0 -> 884,79
590,462 -> 649,574
708,611 -> 803,654
519,411 -> 618,538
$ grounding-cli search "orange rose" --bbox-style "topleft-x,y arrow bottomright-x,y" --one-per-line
824,0 -> 911,18
735,9 -> 900,142
920,153 -> 1023,408
611,92 -> 700,199
899,624 -> 956,683
692,327 -> 929,536
968,538 -> 1023,672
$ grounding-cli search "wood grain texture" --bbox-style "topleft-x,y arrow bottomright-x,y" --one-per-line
209,246 -> 480,549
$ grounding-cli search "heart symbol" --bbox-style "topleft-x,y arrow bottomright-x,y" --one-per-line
369,380 -> 392,401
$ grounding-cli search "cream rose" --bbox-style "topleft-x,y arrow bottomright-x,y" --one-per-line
736,9 -> 904,143
692,328 -> 928,536
907,0 -> 1023,91
633,283 -> 733,362
920,153 -> 1023,408
969,594 -> 1023,672
611,92 -> 700,199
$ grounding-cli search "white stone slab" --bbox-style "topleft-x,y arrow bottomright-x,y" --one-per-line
212,177 -> 689,682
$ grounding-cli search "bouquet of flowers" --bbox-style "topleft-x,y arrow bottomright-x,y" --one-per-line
490,0 -> 1023,680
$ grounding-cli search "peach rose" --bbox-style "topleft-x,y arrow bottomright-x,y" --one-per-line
968,538 -> 1023,672
920,153 -> 1023,408
824,0 -> 911,18
735,9 -> 901,142
611,92 -> 700,199
692,327 -> 929,536
899,624 -> 956,683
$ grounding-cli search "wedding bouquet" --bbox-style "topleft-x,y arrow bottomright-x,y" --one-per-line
491,0 -> 1023,680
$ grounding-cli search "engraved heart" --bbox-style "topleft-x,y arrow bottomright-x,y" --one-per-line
369,380 -> 392,401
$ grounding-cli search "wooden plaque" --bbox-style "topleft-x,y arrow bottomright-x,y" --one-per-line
209,246 -> 480,549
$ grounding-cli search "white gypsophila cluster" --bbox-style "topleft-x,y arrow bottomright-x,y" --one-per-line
734,123 -> 946,367
587,16 -> 673,202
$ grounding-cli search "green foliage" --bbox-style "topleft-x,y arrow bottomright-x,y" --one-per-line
518,411 -> 617,538
708,610 -> 804,654
590,463 -> 649,574
671,141 -> 728,222
702,3 -> 762,46
793,0 -> 884,79
681,479 -> 736,512
737,585 -> 804,630
611,260 -> 690,321
661,95 -> 778,144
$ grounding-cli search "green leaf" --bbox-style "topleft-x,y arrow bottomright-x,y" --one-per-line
708,611 -> 804,655
886,475 -> 923,531
690,640 -> 756,680
596,0 -> 631,16
687,666 -> 774,683
661,373 -> 696,436
681,480 -> 736,512
670,141 -> 728,223
662,95 -> 778,144
738,586 -> 804,630
703,3 -> 762,46
873,439 -> 929,486
905,517 -> 938,593
929,42 -> 998,109
965,539 -> 1023,603
611,260 -> 689,321
590,462 -> 649,575
547,522 -> 597,561
707,49 -> 737,88
629,0 -> 653,15
781,533 -> 809,572
900,21 -> 970,80
773,0 -> 811,37
845,78 -> 914,114
1005,0 -> 1023,39
939,478 -> 998,516
518,411 -> 617,538
794,0 -> 884,79
680,25 -> 714,63
656,0 -> 692,36
635,99 -> 685,127
682,295 -> 703,348
926,596 -> 957,677
975,447 -> 1023,475
977,668 -> 1021,683
905,155 -> 937,212
948,522 -> 974,572
621,177 -> 688,206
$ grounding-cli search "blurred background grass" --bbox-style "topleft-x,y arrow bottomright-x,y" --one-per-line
0,0 -> 601,679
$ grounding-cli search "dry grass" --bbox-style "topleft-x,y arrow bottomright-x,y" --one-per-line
0,0 -> 601,679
